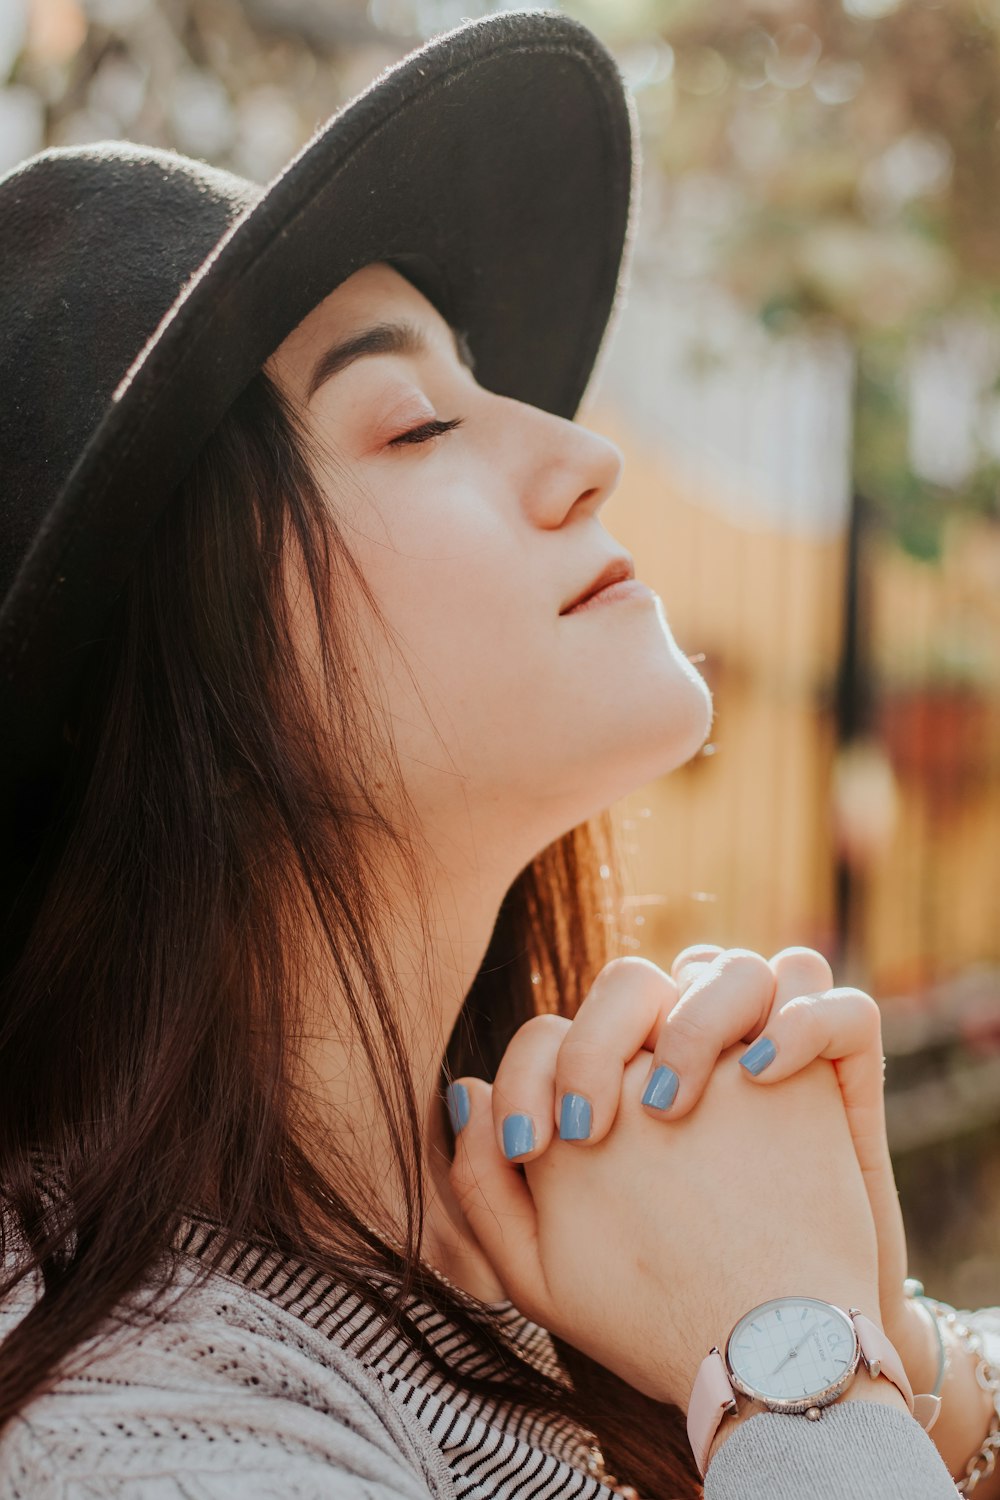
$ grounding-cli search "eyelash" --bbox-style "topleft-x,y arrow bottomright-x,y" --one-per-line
387,416 -> 464,448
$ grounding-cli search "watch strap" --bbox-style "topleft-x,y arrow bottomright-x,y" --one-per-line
687,1347 -> 738,1479
851,1310 -> 914,1411
849,1311 -> 940,1429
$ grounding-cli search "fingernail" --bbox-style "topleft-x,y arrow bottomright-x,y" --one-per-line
559,1093 -> 592,1141
446,1081 -> 470,1135
641,1065 -> 679,1111
740,1036 -> 777,1076
502,1113 -> 535,1160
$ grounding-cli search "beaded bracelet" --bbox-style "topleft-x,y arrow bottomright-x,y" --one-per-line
905,1283 -> 1000,1495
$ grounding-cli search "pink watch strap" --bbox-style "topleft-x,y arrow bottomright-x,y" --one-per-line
849,1312 -> 941,1427
687,1348 -> 738,1479
852,1310 -> 914,1410
686,1307 -> 933,1479
851,1314 -> 941,1428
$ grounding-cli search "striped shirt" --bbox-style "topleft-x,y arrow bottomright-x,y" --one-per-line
177,1217 -> 622,1500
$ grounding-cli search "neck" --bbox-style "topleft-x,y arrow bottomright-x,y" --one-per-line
295,830 -> 516,1302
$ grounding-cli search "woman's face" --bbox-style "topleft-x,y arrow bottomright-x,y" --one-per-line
268,263 -> 711,864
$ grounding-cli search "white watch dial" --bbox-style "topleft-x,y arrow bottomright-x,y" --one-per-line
726,1297 -> 857,1404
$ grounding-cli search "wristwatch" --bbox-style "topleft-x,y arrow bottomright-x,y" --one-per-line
686,1295 -> 937,1477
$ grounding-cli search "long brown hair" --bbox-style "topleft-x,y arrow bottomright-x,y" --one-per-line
0,365 -> 699,1496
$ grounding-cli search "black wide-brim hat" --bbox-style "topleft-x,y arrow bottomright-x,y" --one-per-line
0,9 -> 635,902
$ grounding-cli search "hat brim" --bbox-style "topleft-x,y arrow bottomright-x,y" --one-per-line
1,10 -> 635,790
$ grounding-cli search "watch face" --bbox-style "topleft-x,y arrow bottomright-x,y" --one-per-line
726,1297 -> 858,1408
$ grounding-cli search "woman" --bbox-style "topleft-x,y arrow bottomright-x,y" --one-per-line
0,11 -> 992,1497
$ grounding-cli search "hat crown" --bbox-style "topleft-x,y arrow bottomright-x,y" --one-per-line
0,143 -> 259,605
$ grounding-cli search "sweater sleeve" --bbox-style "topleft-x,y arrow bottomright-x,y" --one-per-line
704,1402 -> 960,1500
2,1381 -> 443,1500
0,1268 -> 458,1500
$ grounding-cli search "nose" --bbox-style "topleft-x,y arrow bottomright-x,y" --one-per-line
510,398 -> 624,528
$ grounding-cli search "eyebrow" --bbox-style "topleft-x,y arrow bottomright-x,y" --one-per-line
306,318 -> 476,403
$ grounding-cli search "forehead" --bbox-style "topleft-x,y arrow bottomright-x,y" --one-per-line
266,262 -> 452,399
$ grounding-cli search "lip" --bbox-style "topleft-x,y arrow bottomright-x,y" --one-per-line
560,554 -> 636,614
562,577 -> 654,615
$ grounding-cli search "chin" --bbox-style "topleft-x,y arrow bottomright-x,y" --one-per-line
583,658 -> 713,809
531,665 -> 713,845
669,672 -> 714,767
643,653 -> 714,777
655,610 -> 714,748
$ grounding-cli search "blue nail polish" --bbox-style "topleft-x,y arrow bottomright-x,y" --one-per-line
502,1113 -> 535,1160
446,1081 -> 470,1134
741,1036 -> 777,1076
559,1093 -> 592,1141
641,1065 -> 680,1111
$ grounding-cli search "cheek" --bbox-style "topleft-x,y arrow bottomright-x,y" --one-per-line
353,494 -> 531,695
370,572 -> 533,780
393,568 -> 532,706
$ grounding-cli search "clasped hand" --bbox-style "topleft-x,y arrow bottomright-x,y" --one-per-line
446,947 -> 931,1411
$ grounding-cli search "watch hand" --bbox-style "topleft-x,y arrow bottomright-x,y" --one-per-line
768,1320 -> 817,1378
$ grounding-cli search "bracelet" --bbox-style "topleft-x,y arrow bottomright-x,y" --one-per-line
907,1286 -> 1000,1495
903,1279 -> 946,1399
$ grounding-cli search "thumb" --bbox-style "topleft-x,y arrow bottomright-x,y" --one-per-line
446,1077 -> 545,1319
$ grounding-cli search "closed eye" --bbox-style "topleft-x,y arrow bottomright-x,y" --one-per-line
387,416 -> 464,447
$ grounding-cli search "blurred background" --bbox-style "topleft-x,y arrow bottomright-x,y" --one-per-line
3,0 -> 999,1306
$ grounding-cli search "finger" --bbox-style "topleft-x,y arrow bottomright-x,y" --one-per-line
739,988 -> 890,1177
733,945 -> 836,1081
769,946 -> 834,1002
737,986 -> 906,1290
446,1076 -> 546,1318
552,957 -> 678,1146
670,944 -> 725,990
490,1013 -> 570,1163
738,987 -> 880,1090
640,948 -> 776,1121
739,987 -> 887,1180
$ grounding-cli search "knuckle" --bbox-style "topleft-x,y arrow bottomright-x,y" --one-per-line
838,987 -> 883,1039
780,993 -> 826,1041
671,945 -> 724,980
774,944 -> 829,966
593,955 -> 667,992
673,943 -> 724,966
719,948 -> 773,984
498,1015 -> 567,1074
516,1012 -> 569,1043
772,945 -> 834,987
